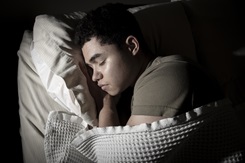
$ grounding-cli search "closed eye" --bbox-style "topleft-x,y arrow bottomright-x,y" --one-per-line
99,60 -> 106,66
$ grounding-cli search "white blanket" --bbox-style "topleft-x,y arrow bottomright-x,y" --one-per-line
44,99 -> 245,162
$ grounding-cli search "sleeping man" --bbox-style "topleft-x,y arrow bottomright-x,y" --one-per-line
75,3 -> 224,127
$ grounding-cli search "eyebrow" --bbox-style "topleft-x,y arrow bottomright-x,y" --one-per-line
89,53 -> 102,63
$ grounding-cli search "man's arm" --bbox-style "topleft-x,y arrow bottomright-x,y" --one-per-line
98,94 -> 120,127
127,115 -> 164,126
98,93 -> 164,127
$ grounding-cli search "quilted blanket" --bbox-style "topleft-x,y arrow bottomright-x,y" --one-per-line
44,99 -> 244,162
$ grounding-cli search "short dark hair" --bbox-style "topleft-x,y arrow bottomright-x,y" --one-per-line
75,3 -> 148,50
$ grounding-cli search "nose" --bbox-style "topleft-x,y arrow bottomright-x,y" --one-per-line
92,69 -> 102,82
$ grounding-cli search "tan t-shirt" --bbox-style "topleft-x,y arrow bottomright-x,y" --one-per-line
131,55 -> 223,118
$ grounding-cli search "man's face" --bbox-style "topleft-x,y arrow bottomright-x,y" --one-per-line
82,37 -> 137,96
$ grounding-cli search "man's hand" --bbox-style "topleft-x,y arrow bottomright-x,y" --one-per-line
103,93 -> 121,107
98,94 -> 121,127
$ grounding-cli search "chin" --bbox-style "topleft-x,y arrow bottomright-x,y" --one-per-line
107,89 -> 120,96
107,92 -> 117,96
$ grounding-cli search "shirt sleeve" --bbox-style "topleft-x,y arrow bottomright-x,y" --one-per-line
131,61 -> 192,117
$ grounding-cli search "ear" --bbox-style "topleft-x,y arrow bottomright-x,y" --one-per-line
125,35 -> 139,56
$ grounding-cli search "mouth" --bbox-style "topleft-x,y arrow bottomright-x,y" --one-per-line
98,83 -> 108,90
101,85 -> 107,91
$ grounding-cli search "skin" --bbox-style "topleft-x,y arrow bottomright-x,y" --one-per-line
82,36 -> 164,127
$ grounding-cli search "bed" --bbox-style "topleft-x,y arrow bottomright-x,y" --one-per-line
17,0 -> 245,162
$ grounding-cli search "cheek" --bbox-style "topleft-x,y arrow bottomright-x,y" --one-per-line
104,59 -> 131,86
103,61 -> 122,80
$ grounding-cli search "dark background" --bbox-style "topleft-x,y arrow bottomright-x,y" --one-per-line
1,0 -> 244,162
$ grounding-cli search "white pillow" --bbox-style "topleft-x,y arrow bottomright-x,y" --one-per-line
31,12 -> 98,126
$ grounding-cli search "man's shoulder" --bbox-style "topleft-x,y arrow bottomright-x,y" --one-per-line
153,54 -> 188,64
136,55 -> 184,86
147,54 -> 189,71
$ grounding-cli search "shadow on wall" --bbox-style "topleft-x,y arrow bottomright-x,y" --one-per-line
179,0 -> 245,138
180,0 -> 245,100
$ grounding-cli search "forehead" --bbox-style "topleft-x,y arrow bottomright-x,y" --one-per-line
82,38 -> 103,61
82,37 -> 119,63
82,37 -> 102,53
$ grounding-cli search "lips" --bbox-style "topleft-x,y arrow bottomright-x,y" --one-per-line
101,85 -> 107,91
98,83 -> 105,87
98,83 -> 108,90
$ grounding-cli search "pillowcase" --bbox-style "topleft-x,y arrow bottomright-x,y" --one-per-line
18,30 -> 71,163
31,12 -> 98,126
